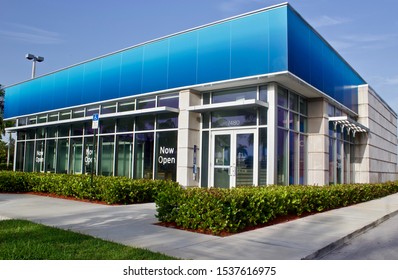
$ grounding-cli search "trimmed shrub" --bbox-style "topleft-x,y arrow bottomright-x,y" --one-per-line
0,171 -> 180,204
155,183 -> 398,235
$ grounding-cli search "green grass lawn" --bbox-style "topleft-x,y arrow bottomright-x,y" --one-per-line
0,219 -> 177,260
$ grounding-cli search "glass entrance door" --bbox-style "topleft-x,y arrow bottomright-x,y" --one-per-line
211,129 -> 257,188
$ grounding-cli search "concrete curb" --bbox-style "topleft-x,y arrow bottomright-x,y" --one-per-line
302,209 -> 398,260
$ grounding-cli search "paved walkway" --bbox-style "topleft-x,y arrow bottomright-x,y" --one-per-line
1,192 -> 398,260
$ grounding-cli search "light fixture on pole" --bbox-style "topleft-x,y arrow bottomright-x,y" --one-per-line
25,53 -> 44,78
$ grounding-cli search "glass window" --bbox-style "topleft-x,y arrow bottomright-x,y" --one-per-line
289,112 -> 299,131
116,134 -> 133,177
49,113 -> 59,122
28,117 -> 37,125
203,92 -> 210,105
299,135 -> 306,185
15,142 -> 25,171
47,127 -> 57,138
300,116 -> 307,133
72,109 -> 85,119
259,85 -> 267,102
211,109 -> 256,128
100,119 -> 115,134
137,98 -> 156,110
202,113 -> 210,129
278,87 -> 288,107
117,118 -> 134,132
289,132 -> 298,185
86,106 -> 99,117
24,141 -> 34,172
57,139 -> 69,174
201,131 -> 209,188
212,87 -> 256,104
83,137 -> 95,174
118,101 -> 135,112
134,133 -> 154,179
277,108 -> 288,128
17,131 -> 26,141
70,138 -> 83,174
37,127 -> 46,139
85,122 -> 94,135
158,95 -> 179,108
26,129 -> 36,140
101,104 -> 117,114
328,104 -> 335,117
60,111 -> 71,120
258,128 -> 267,186
34,140 -> 45,172
329,138 -> 335,185
155,131 -> 177,181
45,139 -> 57,173
38,115 -> 47,123
157,113 -> 178,129
289,93 -> 298,112
99,136 -> 115,176
259,108 -> 267,125
135,115 -> 155,131
18,118 -> 27,126
299,98 -> 308,115
277,129 -> 288,185
58,125 -> 70,137
71,124 -> 84,136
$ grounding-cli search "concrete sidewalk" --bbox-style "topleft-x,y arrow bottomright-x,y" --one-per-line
1,192 -> 398,260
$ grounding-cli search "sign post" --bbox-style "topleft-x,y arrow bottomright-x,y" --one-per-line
91,114 -> 99,187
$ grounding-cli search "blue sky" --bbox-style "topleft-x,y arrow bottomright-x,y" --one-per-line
1,0 -> 397,113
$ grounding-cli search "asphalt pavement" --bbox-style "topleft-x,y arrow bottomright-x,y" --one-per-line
1,192 -> 398,260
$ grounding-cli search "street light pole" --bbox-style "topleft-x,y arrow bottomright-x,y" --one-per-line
25,53 -> 44,78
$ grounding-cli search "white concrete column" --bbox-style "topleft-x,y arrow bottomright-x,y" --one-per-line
176,89 -> 201,187
267,83 -> 277,185
306,99 -> 329,186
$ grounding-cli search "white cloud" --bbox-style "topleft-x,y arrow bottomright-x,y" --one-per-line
310,15 -> 350,28
0,23 -> 63,44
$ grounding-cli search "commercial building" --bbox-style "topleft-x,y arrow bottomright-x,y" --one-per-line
4,3 -> 397,188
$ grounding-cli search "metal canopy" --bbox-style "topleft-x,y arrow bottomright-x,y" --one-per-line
329,116 -> 369,137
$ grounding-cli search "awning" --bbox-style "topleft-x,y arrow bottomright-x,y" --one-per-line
329,116 -> 369,137
188,99 -> 268,113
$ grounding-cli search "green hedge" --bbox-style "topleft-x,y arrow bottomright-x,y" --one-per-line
156,182 -> 398,234
0,171 -> 179,204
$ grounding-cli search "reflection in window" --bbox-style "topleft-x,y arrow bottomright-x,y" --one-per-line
15,142 -> 25,171
135,115 -> 154,131
212,87 -> 257,103
211,109 -> 256,128
157,113 -> 178,129
158,95 -> 179,108
45,139 -> 57,173
70,138 -> 83,174
24,142 -> 35,172
57,139 -> 69,174
116,134 -> 133,177
134,133 -> 154,179
117,118 -> 134,132
258,128 -> 267,186
118,101 -> 135,112
277,129 -> 288,185
137,98 -> 156,109
99,136 -> 115,176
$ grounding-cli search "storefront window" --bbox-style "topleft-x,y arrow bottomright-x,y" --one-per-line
278,88 -> 288,107
258,128 -> 267,186
58,125 -> 70,137
135,115 -> 154,131
211,109 -> 256,128
15,142 -> 25,171
155,131 -> 177,181
134,133 -> 154,179
212,87 -> 256,103
158,95 -> 179,108
116,134 -> 133,177
71,124 -> 84,136
157,113 -> 178,129
70,138 -> 83,174
24,141 -> 34,172
57,139 -> 69,174
34,140 -> 45,172
45,139 -> 57,173
277,129 -> 288,185
117,118 -> 134,132
47,127 -> 57,138
99,136 -> 115,176
100,119 -> 115,134
83,137 -> 95,174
